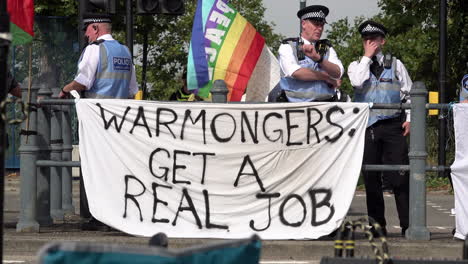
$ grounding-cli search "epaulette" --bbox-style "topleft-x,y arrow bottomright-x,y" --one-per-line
281,37 -> 300,44
281,37 -> 305,60
316,39 -> 332,47
315,39 -> 332,56
90,39 -> 105,45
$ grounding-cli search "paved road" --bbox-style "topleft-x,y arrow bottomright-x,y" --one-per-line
3,174 -> 465,264
349,191 -> 456,235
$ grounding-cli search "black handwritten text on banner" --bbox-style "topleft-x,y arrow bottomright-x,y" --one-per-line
76,100 -> 369,239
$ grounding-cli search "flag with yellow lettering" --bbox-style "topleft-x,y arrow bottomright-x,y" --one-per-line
187,0 -> 280,102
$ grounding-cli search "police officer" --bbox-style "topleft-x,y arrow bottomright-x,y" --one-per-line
460,74 -> 468,103
59,13 -> 137,98
60,14 -> 138,231
348,20 -> 413,236
276,5 -> 344,102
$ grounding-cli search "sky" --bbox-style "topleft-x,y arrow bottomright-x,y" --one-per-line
262,0 -> 381,38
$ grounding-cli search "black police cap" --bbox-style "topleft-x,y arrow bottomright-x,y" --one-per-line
297,5 -> 329,23
358,20 -> 387,38
82,13 -> 112,30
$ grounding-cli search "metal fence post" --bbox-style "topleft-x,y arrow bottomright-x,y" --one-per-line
211,80 -> 228,103
406,81 -> 430,240
36,83 -> 53,226
49,86 -> 63,220
17,81 -> 40,232
61,101 -> 74,214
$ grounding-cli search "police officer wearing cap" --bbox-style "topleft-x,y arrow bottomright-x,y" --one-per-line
59,13 -> 138,99
348,20 -> 413,236
60,14 -> 138,231
277,5 -> 344,102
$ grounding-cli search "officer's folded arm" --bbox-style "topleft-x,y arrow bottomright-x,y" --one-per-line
292,68 -> 329,81
292,68 -> 337,88
317,60 -> 341,79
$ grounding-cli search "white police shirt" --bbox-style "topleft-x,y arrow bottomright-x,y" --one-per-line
74,34 -> 138,97
278,37 -> 344,79
348,52 -> 413,122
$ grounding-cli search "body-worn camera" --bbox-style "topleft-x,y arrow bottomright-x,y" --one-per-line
281,37 -> 332,61
281,37 -> 305,60
315,39 -> 332,57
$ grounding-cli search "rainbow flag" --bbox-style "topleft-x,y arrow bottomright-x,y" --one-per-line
7,0 -> 34,45
187,0 -> 280,102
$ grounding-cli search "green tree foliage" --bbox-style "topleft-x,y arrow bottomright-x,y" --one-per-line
32,0 -> 281,100
327,0 -> 467,100
13,0 -> 80,88
35,0 -> 78,17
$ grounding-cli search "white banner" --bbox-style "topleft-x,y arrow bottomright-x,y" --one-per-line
451,104 -> 468,241
76,100 -> 369,239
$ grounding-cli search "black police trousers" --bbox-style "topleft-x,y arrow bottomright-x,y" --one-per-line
362,117 -> 409,230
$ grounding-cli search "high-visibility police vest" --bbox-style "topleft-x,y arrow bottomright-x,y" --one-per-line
83,40 -> 133,99
280,41 -> 335,102
354,56 -> 402,127
459,74 -> 468,102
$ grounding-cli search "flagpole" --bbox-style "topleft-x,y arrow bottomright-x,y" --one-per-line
25,44 -> 33,144
0,0 -> 11,262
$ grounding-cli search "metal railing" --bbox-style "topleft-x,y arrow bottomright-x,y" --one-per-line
16,83 -> 74,231
15,79 -> 451,241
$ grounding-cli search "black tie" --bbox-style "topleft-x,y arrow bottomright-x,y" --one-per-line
370,56 -> 383,78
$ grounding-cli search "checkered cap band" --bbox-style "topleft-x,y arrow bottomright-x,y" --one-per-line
83,18 -> 111,24
301,10 -> 326,20
361,24 -> 385,35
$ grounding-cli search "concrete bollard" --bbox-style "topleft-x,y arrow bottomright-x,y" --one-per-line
17,81 -> 40,232
49,86 -> 64,220
61,102 -> 74,214
406,81 -> 431,240
36,83 -> 53,226
211,80 -> 229,103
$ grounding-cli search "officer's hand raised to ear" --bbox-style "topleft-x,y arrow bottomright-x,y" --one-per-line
363,39 -> 379,58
